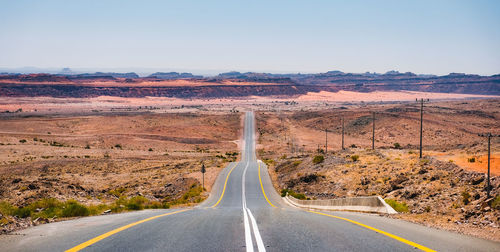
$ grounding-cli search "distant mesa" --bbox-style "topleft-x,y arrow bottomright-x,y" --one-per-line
0,70 -> 499,98
148,72 -> 203,80
59,68 -> 73,75
73,72 -> 139,79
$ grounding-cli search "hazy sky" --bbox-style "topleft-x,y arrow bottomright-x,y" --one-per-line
1,0 -> 499,75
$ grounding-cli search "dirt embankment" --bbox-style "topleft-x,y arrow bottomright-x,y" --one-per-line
256,99 -> 500,241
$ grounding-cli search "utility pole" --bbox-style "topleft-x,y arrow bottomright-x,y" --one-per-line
372,112 -> 375,150
478,133 -> 499,198
341,117 -> 345,150
418,98 -> 429,158
325,128 -> 328,155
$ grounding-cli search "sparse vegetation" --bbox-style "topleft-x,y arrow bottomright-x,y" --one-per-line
281,189 -> 307,200
312,155 -> 324,164
393,142 -> 401,149
350,155 -> 359,162
462,190 -> 471,205
19,139 -> 27,143
385,199 -> 409,213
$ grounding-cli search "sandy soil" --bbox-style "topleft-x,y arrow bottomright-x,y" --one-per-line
1,91 -> 497,116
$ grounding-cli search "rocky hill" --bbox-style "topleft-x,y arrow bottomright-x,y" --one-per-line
0,71 -> 498,98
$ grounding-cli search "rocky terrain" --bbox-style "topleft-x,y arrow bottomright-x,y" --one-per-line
0,112 -> 241,234
0,70 -> 499,99
256,99 -> 500,241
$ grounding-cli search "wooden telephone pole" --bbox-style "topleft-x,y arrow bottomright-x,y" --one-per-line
372,112 -> 375,150
341,117 -> 345,150
325,128 -> 328,154
479,133 -> 499,198
418,98 -> 429,158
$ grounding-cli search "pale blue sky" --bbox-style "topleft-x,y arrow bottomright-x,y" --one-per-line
1,0 -> 499,75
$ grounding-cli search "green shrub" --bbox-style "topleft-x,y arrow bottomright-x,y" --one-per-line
19,139 -> 27,143
292,160 -> 302,166
148,148 -> 153,151
126,196 -> 148,210
15,207 -> 31,218
281,188 -> 307,200
462,191 -> 471,205
351,155 -> 359,162
62,200 -> 89,217
115,144 -> 122,149
108,187 -> 127,197
491,195 -> 500,210
393,143 -> 401,149
312,155 -> 324,164
385,199 -> 409,213
0,201 -> 16,216
468,157 -> 475,163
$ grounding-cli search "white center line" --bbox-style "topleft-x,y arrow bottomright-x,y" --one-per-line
242,159 -> 266,252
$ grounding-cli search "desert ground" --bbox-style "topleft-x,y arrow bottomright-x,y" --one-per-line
255,98 -> 500,241
0,92 -> 499,241
0,112 -> 240,233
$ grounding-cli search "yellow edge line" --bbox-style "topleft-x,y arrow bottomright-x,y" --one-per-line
65,208 -> 190,252
258,162 -> 276,208
210,162 -> 238,208
307,210 -> 436,252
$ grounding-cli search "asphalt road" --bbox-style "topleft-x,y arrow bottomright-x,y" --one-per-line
1,111 -> 499,252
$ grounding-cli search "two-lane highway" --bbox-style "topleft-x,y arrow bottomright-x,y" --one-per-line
1,112 -> 499,251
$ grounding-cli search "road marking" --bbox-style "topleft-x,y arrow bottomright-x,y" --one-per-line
242,162 -> 254,252
258,161 -> 276,208
247,208 -> 266,252
210,162 -> 238,208
242,161 -> 266,252
65,209 -> 190,252
307,210 -> 436,252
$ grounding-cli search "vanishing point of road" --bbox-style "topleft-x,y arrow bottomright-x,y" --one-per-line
1,112 -> 499,251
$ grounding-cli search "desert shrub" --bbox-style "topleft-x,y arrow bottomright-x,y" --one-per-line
292,160 -> 302,166
393,143 -> 401,149
0,201 -> 16,216
462,191 -> 471,205
491,195 -> 500,210
108,187 -> 127,197
385,199 -> 409,213
468,157 -> 475,163
126,196 -> 148,210
280,154 -> 287,159
312,155 -> 324,164
350,144 -> 357,148
262,159 -> 275,166
281,189 -> 307,200
148,148 -> 153,151
420,159 -> 430,166
19,139 -> 27,143
84,144 -> 90,149
15,207 -> 32,218
115,144 -> 122,149
62,200 -> 89,217
350,155 -> 359,162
